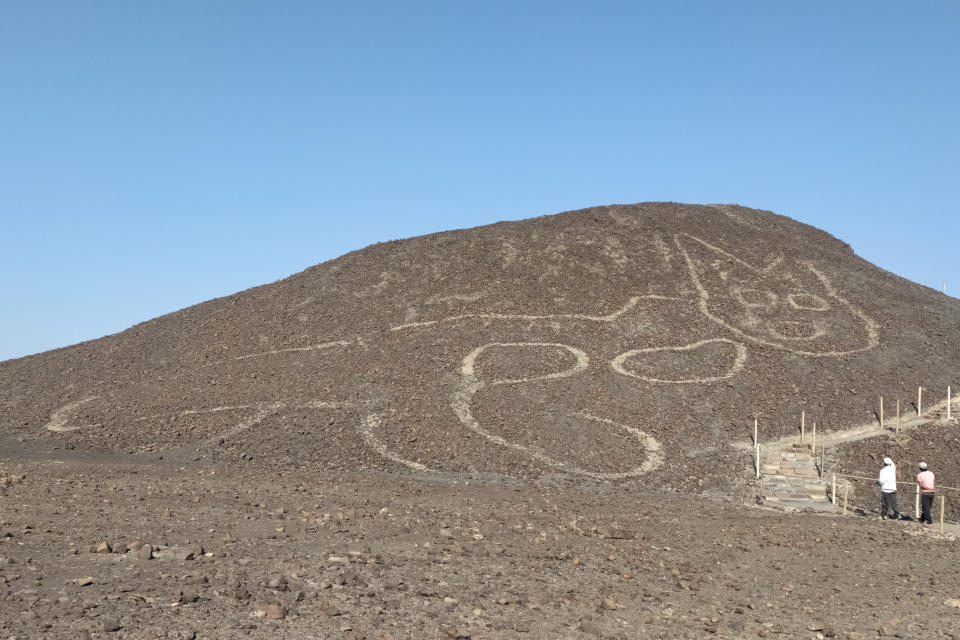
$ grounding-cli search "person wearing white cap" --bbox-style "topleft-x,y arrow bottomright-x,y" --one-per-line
917,462 -> 936,525
877,457 -> 900,520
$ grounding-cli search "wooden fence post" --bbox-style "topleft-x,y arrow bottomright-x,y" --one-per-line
880,397 -> 884,429
801,410 -> 805,443
812,422 -> 816,451
754,419 -> 760,479
819,447 -> 824,478
832,474 -> 837,506
941,495 -> 946,534
949,387 -> 952,421
843,483 -> 849,516
915,485 -> 920,522
897,398 -> 901,435
918,387 -> 923,417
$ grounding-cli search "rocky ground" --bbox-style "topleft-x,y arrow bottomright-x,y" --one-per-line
3,203 -> 960,638
3,442 -> 960,639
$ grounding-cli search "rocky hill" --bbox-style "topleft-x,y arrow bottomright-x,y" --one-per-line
2,202 -> 958,495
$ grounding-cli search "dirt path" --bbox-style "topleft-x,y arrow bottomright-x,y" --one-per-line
733,396 -> 958,451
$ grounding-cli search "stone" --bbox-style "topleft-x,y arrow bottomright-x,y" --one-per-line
137,544 -> 153,561
95,542 -> 112,554
264,604 -> 286,619
579,619 -> 605,636
597,527 -> 636,540
173,548 -> 195,562
102,618 -> 121,632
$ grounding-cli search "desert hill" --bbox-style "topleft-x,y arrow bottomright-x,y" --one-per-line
1,202 -> 958,495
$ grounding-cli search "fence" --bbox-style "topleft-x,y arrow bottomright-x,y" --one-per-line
751,387 -> 958,533
829,472 -> 959,533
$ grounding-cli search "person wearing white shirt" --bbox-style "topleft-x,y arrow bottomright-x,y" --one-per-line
877,457 -> 900,520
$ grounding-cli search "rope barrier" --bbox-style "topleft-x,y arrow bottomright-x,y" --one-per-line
831,472 -> 960,493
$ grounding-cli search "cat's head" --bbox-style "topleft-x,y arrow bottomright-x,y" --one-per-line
675,234 -> 879,356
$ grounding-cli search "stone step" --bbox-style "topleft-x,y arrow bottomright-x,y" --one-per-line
766,495 -> 828,503
764,486 -> 827,495
758,444 -> 831,507
765,488 -> 827,498
767,464 -> 817,472
784,470 -> 821,479
763,479 -> 825,490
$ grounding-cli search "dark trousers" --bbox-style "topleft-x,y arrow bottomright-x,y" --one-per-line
921,493 -> 935,524
881,491 -> 899,518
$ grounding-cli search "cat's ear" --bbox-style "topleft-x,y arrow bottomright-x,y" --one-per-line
674,234 -> 786,296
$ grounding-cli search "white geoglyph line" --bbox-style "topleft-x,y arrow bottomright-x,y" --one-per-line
181,400 -> 353,448
358,412 -> 433,473
611,338 -> 748,383
46,341 -> 355,432
192,402 -> 285,444
47,393 -> 350,445
198,340 -> 352,367
452,342 -> 664,478
652,233 -> 674,270
390,295 -> 691,332
578,412 -> 664,475
803,262 -> 880,350
45,397 -> 99,432
675,234 -> 880,357
684,234 -> 784,274
767,323 -> 827,342
134,405 -> 256,422
452,378 -> 663,480
787,292 -> 830,311
286,296 -> 316,312
460,343 -> 590,385
356,342 -> 666,478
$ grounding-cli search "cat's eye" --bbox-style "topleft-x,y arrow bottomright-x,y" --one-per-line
787,293 -> 829,311
733,288 -> 777,308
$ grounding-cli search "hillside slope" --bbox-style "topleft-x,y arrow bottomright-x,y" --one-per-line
2,202 -> 958,494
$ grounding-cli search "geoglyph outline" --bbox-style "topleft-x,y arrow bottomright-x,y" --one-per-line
674,233 -> 880,357
611,338 -> 747,383
43,230 -> 881,478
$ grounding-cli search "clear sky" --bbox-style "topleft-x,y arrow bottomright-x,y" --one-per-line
2,1 -> 958,363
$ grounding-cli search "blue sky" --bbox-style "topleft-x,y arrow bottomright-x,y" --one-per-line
2,1 -> 958,362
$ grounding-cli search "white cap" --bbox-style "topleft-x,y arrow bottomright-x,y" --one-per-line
883,457 -> 893,465
919,462 -> 928,470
